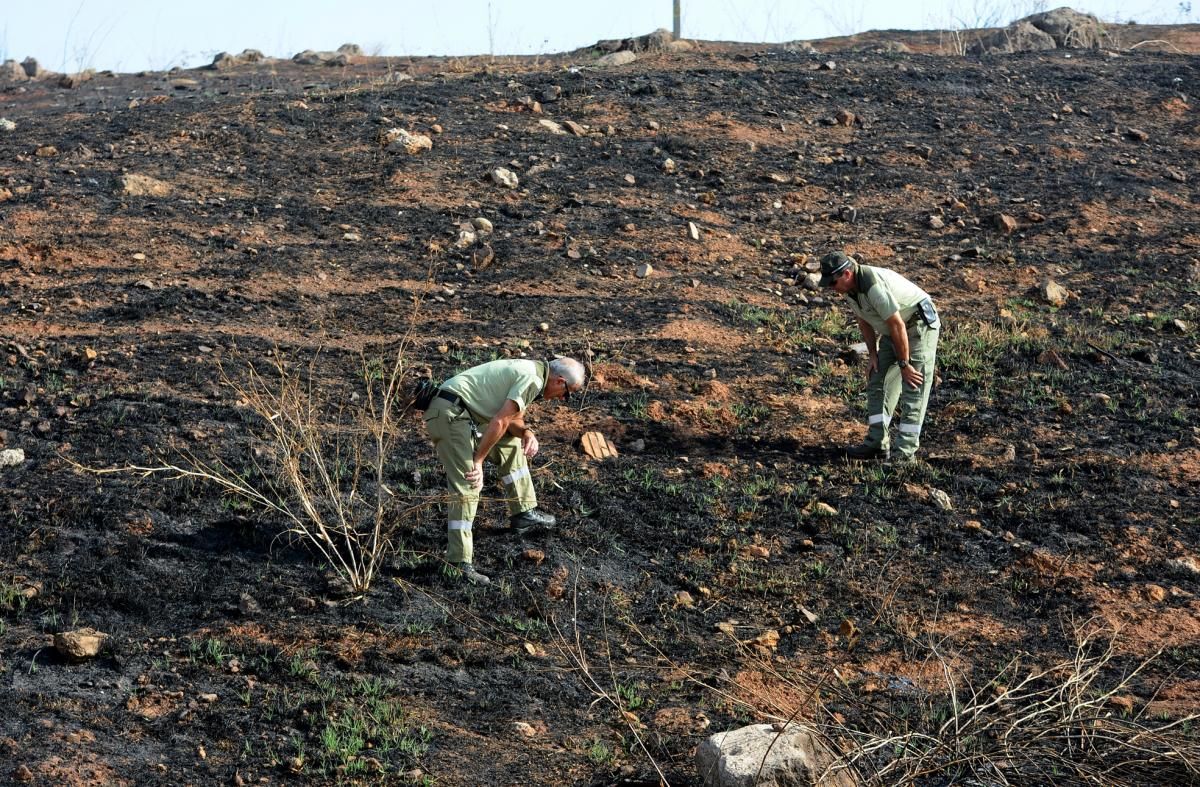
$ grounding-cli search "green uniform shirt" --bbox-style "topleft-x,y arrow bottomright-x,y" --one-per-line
842,264 -> 931,336
441,359 -> 547,422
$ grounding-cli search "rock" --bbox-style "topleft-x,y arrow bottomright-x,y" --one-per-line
597,51 -> 638,67
537,118 -> 566,135
35,145 -> 58,157
994,213 -> 1019,234
563,120 -> 587,136
929,488 -> 953,511
54,628 -> 108,660
1037,349 -> 1069,369
454,229 -> 476,249
1,60 -> 28,81
835,109 -> 855,127
211,52 -> 239,70
636,262 -> 653,278
541,85 -> 562,102
675,591 -> 695,608
1170,319 -> 1189,334
0,118 -> 15,132
1166,168 -> 1187,183
513,721 -> 538,738
1145,584 -> 1167,603
662,158 -> 676,173
928,215 -> 944,229
969,20 -> 1057,55
798,606 -> 819,625
629,439 -> 645,453
1040,279 -> 1069,307
120,174 -> 172,197
13,764 -> 33,783
385,128 -> 433,154
472,217 -> 493,233
803,273 -> 822,290
0,448 -> 24,468
238,593 -> 260,616
1126,128 -> 1150,142
59,71 -> 95,89
337,43 -> 363,55
819,60 -> 836,70
521,548 -> 545,565
1168,556 -> 1200,577
21,57 -> 42,78
745,545 -> 770,560
1024,7 -> 1107,48
491,167 -> 519,189
688,221 -> 701,241
696,723 -> 859,787
198,692 -> 219,703
623,173 -> 636,185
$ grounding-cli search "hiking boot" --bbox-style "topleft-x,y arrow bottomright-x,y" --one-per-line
510,508 -> 556,535
846,442 -> 890,461
457,562 -> 491,585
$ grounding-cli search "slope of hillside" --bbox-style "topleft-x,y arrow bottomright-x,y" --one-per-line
1,28 -> 1198,786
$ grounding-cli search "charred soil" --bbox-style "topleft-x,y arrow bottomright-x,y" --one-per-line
1,28 -> 1199,787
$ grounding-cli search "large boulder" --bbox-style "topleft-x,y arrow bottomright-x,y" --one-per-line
595,28 -> 677,55
968,7 -> 1106,54
969,20 -> 1057,54
696,723 -> 860,787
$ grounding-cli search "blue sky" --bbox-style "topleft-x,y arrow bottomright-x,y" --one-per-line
3,0 -> 1189,73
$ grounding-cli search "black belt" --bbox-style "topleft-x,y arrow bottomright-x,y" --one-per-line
436,389 -> 467,408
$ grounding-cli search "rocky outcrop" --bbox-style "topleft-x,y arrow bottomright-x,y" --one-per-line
969,7 -> 1107,54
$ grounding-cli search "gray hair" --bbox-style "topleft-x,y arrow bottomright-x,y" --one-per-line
549,356 -> 585,388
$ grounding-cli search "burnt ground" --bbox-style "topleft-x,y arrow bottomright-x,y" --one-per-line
1,26 -> 1199,787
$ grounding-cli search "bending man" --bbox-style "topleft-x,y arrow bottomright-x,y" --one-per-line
820,251 -> 941,461
423,356 -> 585,584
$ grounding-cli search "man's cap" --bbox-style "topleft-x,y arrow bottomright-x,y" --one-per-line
819,251 -> 855,287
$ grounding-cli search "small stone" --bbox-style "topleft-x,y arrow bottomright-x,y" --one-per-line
0,119 -> 16,133
538,322 -> 550,332
513,721 -> 538,738
0,448 -> 25,468
384,128 -> 433,154
928,215 -> 944,229
471,217 -> 493,233
1041,279 -> 1069,307
687,221 -> 700,241
491,167 -> 519,189
675,591 -> 695,608
1125,128 -> 1149,142
745,545 -> 770,560
13,764 -> 33,783
994,213 -> 1019,234
662,158 -> 676,173
521,548 -> 545,565
636,262 -> 653,278
342,232 -> 361,242
1145,584 -> 1167,603
835,109 -> 855,127
198,693 -> 219,703
629,439 -> 645,452
132,252 -> 147,261
35,145 -> 58,157
53,628 -> 108,660
623,174 -> 636,185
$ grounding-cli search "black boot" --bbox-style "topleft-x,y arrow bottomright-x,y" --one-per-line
846,442 -> 890,460
510,508 -> 556,534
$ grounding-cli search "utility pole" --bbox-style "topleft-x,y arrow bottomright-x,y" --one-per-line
673,0 -> 681,39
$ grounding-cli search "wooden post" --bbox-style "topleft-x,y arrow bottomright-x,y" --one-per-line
673,0 -> 681,39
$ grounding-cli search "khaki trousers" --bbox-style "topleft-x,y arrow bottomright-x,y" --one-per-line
423,397 -> 537,563
863,321 -> 939,457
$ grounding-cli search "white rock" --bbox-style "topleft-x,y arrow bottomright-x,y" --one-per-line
455,230 -> 476,249
803,273 -> 822,290
636,263 -> 653,278
1041,278 -> 1069,307
472,217 -> 493,233
0,118 -> 15,132
537,119 -> 566,135
929,488 -> 953,511
662,158 -> 676,173
0,448 -> 25,468
597,51 -> 638,66
688,221 -> 701,241
696,723 -> 859,787
386,128 -> 433,154
491,167 -> 519,189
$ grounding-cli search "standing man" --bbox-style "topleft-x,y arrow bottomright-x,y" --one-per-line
422,356 -> 585,584
819,251 -> 940,461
